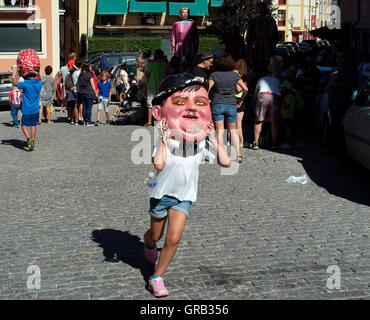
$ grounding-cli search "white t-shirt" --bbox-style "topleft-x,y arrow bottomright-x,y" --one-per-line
120,69 -> 130,91
150,138 -> 216,202
256,75 -> 281,96
72,70 -> 81,92
60,66 -> 69,83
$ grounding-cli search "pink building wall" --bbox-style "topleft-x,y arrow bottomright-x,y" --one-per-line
0,0 -> 57,74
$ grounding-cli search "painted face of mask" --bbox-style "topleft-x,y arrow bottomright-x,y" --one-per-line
152,86 -> 212,142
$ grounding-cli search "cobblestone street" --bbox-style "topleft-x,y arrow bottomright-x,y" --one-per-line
0,107 -> 369,300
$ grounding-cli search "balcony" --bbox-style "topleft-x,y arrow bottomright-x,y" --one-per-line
0,0 -> 37,12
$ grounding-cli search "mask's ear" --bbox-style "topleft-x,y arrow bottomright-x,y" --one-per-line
152,105 -> 162,121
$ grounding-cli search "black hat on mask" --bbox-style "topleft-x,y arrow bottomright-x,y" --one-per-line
152,73 -> 209,106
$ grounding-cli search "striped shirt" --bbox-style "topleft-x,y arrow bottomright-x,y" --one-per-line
9,91 -> 22,105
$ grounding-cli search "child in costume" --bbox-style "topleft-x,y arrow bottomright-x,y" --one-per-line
143,73 -> 231,297
13,49 -> 42,151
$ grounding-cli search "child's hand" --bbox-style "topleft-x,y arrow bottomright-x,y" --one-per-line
207,122 -> 217,144
157,118 -> 170,141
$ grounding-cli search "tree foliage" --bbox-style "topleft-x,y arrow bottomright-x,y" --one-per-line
208,0 -> 274,42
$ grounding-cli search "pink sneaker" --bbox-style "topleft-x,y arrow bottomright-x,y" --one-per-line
144,242 -> 158,264
147,276 -> 169,298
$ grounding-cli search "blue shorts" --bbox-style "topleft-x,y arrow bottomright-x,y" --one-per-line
212,104 -> 237,123
149,196 -> 192,219
21,113 -> 39,127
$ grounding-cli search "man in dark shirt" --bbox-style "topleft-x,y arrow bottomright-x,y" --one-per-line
191,52 -> 214,80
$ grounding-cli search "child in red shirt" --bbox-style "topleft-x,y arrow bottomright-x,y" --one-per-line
9,86 -> 22,127
68,52 -> 77,71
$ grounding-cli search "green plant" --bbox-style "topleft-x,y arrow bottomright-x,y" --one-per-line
198,38 -> 225,53
88,37 -> 162,54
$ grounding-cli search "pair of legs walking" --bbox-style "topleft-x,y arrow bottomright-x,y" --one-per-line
10,104 -> 21,126
253,120 -> 279,146
21,113 -> 38,151
212,104 -> 242,162
39,105 -> 52,124
144,208 -> 187,296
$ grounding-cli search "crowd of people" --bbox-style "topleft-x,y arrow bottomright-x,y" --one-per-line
9,43 -> 368,155
9,0 -> 369,157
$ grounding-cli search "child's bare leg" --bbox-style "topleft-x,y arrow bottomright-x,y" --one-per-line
30,126 -> 37,140
38,106 -> 42,123
73,105 -> 79,122
114,107 -> 119,116
21,126 -> 30,139
153,209 -> 187,277
46,107 -> 51,123
97,109 -> 102,122
144,216 -> 167,247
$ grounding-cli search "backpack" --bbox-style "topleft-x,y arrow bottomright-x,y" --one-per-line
65,73 -> 75,91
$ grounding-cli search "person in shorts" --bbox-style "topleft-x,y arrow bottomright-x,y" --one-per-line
142,73 -> 231,298
252,69 -> 281,150
13,68 -> 42,151
39,65 -> 57,124
208,54 -> 248,163
96,71 -> 112,125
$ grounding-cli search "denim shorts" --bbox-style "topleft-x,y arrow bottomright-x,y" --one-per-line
21,113 -> 39,127
149,196 -> 192,219
212,104 -> 237,123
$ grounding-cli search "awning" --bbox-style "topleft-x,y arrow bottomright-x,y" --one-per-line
211,0 -> 224,7
309,26 -> 347,40
169,0 -> 209,16
97,0 -> 127,15
129,0 -> 166,13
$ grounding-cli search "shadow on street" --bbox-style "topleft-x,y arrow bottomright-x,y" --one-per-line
1,139 -> 26,151
91,229 -> 155,283
274,141 -> 370,207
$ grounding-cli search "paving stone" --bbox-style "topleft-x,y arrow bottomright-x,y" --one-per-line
0,107 -> 369,299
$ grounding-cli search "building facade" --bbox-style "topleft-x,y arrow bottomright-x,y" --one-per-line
74,0 -> 224,56
272,0 -> 332,42
0,0 -> 61,73
339,0 -> 370,55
